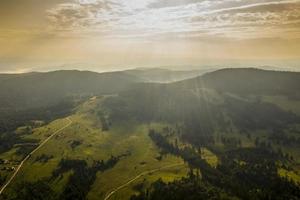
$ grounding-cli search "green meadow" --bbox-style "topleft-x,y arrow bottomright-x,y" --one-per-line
2,97 -> 188,199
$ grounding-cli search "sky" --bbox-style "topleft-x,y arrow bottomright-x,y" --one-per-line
0,0 -> 300,73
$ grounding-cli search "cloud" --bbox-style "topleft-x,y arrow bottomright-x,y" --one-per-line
47,1 -> 113,32
42,0 -> 300,40
148,0 -> 202,9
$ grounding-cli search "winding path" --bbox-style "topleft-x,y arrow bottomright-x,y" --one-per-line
0,117 -> 73,195
104,163 -> 184,200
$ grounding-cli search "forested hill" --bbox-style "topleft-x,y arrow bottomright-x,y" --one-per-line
173,68 -> 300,96
0,68 -> 212,110
1,68 -> 299,132
0,70 -> 141,110
0,70 -> 139,132
103,68 -> 300,139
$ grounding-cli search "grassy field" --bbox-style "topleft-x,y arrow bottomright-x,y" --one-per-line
278,168 -> 300,184
1,97 -> 188,199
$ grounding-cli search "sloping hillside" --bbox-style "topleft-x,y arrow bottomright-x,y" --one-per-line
174,68 -> 300,96
100,68 -> 300,199
0,97 -> 188,200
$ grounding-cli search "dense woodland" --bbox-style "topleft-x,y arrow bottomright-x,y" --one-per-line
142,130 -> 300,200
0,99 -> 77,155
0,99 -> 76,133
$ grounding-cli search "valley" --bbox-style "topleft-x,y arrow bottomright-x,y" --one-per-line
2,0 -> 300,199
0,68 -> 299,199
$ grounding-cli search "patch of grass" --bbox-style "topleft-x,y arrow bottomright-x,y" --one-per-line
201,148 -> 218,168
110,164 -> 188,200
278,168 -> 300,184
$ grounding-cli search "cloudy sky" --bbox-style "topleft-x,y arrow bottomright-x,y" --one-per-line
0,0 -> 300,72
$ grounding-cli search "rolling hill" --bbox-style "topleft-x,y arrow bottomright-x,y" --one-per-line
0,70 -> 140,110
0,68 -> 214,110
174,68 -> 300,96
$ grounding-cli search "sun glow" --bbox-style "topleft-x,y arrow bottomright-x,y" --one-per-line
0,0 -> 300,72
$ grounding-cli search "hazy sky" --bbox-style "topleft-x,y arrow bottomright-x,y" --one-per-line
0,0 -> 300,73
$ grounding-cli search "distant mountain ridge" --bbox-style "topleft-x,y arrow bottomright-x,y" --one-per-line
1,67 -> 300,112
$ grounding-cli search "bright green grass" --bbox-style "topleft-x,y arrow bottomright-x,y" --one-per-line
278,168 -> 300,184
201,148 -> 218,168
